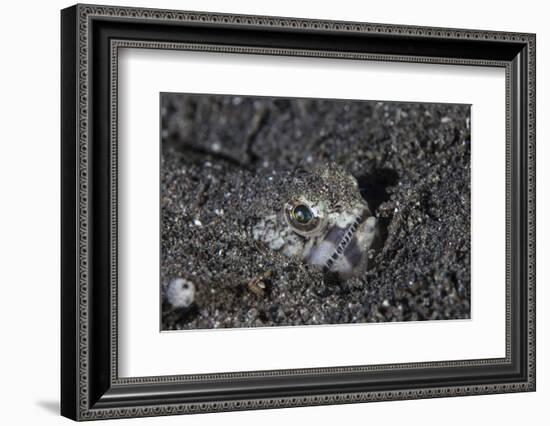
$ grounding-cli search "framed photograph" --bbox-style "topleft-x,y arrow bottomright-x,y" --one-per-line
61,4 -> 536,421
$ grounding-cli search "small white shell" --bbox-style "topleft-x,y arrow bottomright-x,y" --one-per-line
165,278 -> 195,308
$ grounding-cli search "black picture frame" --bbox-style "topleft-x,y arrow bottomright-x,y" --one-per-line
61,4 -> 536,421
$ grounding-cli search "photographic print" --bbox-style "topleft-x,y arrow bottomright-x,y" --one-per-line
160,93 -> 471,331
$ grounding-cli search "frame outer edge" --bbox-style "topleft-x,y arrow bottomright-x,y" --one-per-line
67,4 -> 536,420
76,2 -> 90,420
527,33 -> 535,390
61,4 -> 80,422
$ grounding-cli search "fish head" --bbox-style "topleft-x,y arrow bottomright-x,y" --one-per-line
252,164 -> 377,277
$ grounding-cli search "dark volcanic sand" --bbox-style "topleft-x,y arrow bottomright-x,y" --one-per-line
160,94 -> 471,330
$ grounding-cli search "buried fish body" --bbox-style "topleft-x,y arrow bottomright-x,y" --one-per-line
252,164 -> 378,278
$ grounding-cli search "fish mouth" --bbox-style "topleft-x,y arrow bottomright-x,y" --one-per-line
322,209 -> 370,272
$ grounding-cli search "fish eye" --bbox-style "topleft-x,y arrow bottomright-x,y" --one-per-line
291,204 -> 313,224
284,199 -> 325,236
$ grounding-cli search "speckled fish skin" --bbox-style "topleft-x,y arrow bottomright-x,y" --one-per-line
252,164 -> 377,278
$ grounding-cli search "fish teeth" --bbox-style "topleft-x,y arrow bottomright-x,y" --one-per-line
323,212 -> 367,271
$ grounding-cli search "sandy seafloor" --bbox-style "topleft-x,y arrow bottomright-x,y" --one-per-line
160,93 -> 471,330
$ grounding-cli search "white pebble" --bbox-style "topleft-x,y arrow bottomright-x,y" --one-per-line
166,278 -> 195,308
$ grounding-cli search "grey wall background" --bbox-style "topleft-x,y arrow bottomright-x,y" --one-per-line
0,0 -> 546,424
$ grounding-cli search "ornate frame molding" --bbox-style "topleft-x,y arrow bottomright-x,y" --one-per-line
61,4 -> 535,421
